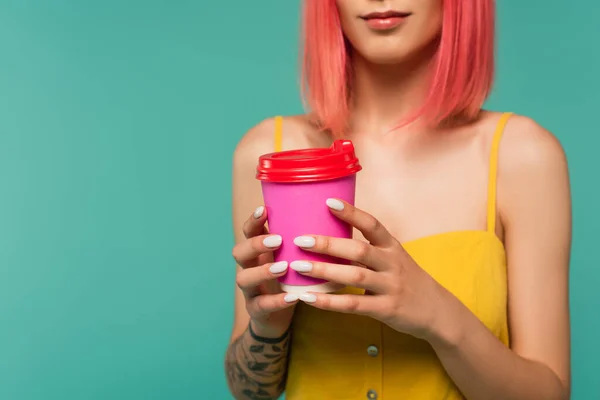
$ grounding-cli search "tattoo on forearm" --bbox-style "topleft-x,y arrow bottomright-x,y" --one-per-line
225,324 -> 291,400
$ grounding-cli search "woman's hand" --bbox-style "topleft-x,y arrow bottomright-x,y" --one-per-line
232,206 -> 299,338
290,198 -> 454,342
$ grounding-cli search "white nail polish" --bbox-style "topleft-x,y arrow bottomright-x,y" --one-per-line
253,206 -> 265,219
269,261 -> 288,274
284,293 -> 299,303
294,236 -> 315,248
290,261 -> 313,272
299,293 -> 317,303
326,198 -> 344,211
263,235 -> 282,248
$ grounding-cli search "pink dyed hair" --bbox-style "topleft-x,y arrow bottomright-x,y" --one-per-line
301,0 -> 495,135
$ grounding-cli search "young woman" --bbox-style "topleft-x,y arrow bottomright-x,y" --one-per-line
225,1 -> 571,399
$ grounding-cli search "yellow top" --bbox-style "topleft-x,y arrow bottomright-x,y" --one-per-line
274,115 -> 284,153
274,113 -> 513,400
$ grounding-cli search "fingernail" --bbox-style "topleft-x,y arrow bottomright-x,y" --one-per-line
294,236 -> 315,248
269,261 -> 288,274
299,293 -> 317,303
284,293 -> 299,303
263,235 -> 282,248
290,261 -> 313,272
326,198 -> 344,211
253,206 -> 265,219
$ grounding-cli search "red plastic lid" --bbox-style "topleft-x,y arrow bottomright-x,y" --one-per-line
256,140 -> 362,183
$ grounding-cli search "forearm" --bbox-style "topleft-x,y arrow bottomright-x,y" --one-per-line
225,322 -> 291,400
430,300 -> 568,400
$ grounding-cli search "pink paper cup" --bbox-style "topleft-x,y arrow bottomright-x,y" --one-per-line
256,140 -> 362,293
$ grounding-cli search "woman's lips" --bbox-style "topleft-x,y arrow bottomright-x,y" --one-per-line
361,11 -> 411,31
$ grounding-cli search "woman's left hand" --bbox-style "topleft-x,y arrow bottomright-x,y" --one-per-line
291,198 -> 455,342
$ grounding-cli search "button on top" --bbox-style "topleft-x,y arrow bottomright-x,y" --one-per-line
367,345 -> 379,357
367,389 -> 378,399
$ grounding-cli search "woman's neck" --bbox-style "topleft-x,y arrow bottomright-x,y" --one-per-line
349,46 -> 437,135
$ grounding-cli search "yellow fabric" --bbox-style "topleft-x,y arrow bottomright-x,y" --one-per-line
278,113 -> 513,400
487,112 -> 513,233
274,115 -> 283,153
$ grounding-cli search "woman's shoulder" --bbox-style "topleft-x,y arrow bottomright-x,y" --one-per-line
484,111 -> 570,227
234,114 -> 329,165
482,111 -> 568,175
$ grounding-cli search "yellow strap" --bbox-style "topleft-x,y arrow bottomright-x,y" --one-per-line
487,112 -> 513,233
274,116 -> 283,152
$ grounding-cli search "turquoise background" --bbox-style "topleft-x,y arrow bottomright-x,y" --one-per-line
0,0 -> 597,399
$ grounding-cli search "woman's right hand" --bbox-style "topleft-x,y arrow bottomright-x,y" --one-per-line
232,206 -> 298,338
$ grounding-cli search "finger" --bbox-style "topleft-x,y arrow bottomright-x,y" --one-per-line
293,235 -> 388,271
325,199 -> 396,248
247,292 -> 299,318
237,261 -> 289,292
290,261 -> 386,292
242,206 -> 268,239
232,234 -> 282,267
298,293 -> 380,317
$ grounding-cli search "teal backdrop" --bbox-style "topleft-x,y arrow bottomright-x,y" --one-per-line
0,1 -> 597,399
